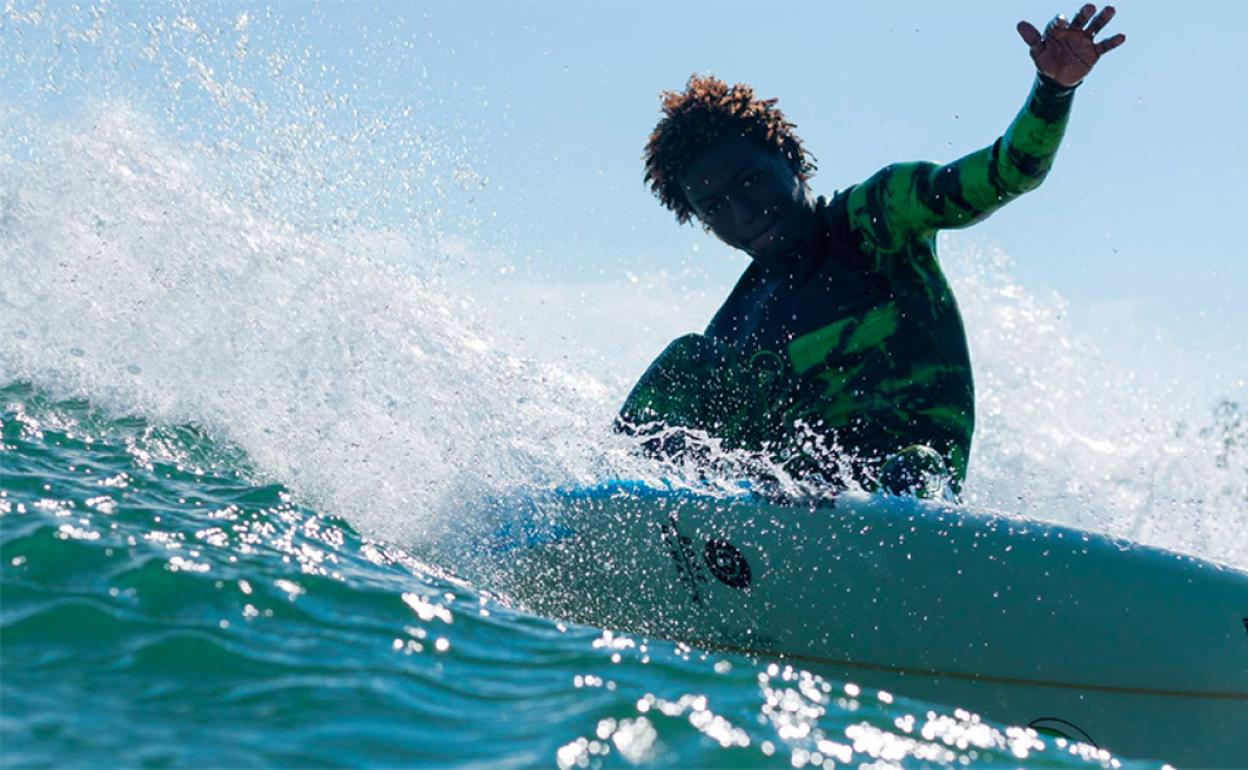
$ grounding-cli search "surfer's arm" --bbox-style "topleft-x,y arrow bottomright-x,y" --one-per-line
845,74 -> 1076,251
844,5 -> 1126,251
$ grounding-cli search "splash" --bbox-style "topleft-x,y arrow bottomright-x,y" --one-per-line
1,1 -> 1243,570
0,104 -> 626,543
951,245 -> 1247,564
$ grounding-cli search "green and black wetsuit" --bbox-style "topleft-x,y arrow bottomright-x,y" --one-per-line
620,75 -> 1078,490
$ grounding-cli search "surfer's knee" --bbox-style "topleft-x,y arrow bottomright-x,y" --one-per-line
661,333 -> 721,364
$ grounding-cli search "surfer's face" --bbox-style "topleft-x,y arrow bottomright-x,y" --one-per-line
680,135 -> 816,264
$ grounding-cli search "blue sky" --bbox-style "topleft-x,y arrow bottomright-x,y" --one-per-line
282,1 -> 1245,354
4,1 -> 1245,364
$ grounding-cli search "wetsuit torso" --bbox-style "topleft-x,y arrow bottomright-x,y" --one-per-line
620,74 -> 1078,489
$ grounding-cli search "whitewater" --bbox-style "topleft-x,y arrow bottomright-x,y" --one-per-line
2,3 -> 1245,768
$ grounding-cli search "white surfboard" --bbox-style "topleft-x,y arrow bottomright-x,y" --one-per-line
479,480 -> 1248,766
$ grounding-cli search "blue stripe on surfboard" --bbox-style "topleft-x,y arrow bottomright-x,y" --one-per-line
553,478 -> 753,502
493,479 -> 1247,579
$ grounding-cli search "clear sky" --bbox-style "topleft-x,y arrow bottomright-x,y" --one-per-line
3,1 -> 1245,364
280,1 -> 1246,358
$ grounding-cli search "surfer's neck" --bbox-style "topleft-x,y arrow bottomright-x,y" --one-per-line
749,216 -> 823,281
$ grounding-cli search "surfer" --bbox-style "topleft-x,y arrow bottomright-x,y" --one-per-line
617,5 -> 1126,495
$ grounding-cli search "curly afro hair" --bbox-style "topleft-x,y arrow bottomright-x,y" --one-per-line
644,73 -> 816,225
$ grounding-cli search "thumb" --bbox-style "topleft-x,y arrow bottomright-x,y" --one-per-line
1017,21 -> 1043,49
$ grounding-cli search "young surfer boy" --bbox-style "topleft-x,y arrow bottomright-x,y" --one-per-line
617,5 -> 1125,495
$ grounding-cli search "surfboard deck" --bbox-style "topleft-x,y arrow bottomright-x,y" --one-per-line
480,480 -> 1248,765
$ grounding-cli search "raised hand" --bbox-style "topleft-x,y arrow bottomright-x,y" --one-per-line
1017,4 -> 1126,87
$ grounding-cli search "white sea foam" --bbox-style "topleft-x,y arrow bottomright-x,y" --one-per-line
0,104 -> 630,543
946,245 -> 1245,563
1,4 -> 1243,566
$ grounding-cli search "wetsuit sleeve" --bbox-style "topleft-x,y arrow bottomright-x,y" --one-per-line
845,74 -> 1077,253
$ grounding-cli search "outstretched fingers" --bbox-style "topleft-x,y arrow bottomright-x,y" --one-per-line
1069,3 -> 1096,30
1086,5 -> 1117,36
1095,32 -> 1126,55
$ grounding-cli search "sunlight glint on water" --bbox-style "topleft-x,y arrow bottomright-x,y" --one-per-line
1,4 -> 1241,768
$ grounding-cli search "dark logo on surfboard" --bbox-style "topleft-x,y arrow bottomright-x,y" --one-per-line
660,519 -> 708,605
703,539 -> 751,589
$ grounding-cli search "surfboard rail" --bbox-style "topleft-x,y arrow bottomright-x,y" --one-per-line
478,480 -> 1248,764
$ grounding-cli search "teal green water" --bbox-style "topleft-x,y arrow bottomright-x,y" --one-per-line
1,382 -> 1154,769
1,5 -> 1241,768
